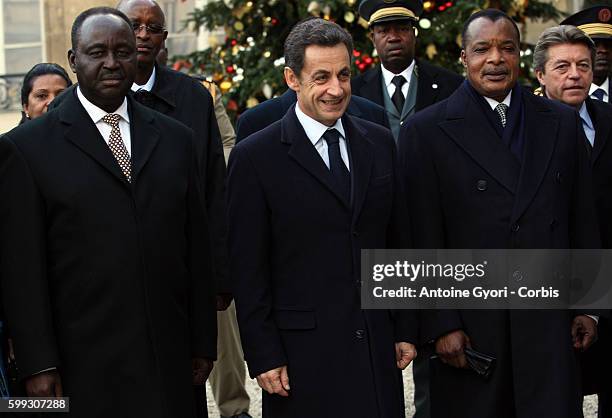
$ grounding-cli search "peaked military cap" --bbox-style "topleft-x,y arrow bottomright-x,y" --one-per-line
358,0 -> 423,26
561,5 -> 612,40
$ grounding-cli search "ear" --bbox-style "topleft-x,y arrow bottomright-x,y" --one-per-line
68,49 -> 77,74
22,102 -> 29,116
460,49 -> 467,68
535,69 -> 545,87
163,30 -> 168,42
368,30 -> 374,43
284,67 -> 300,93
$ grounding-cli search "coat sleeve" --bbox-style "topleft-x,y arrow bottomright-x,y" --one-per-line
199,88 -> 231,295
0,137 -> 60,378
186,136 -> 218,359
398,121 -> 463,344
227,144 -> 287,378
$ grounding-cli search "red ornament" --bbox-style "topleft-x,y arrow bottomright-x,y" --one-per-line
227,99 -> 238,112
438,5 -> 445,11
231,39 -> 238,46
364,56 -> 373,64
358,63 -> 366,71
355,59 -> 361,65
445,2 -> 452,6
353,49 -> 361,57
271,18 -> 278,25
226,65 -> 235,73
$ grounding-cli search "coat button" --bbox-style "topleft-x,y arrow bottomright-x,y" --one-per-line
556,172 -> 563,183
512,270 -> 523,282
476,180 -> 487,191
511,223 -> 520,232
550,218 -> 558,229
352,230 -> 359,237
355,329 -> 365,340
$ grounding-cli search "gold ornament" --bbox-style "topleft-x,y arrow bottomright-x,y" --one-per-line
307,1 -> 320,15
234,21 -> 245,31
426,43 -> 438,60
344,11 -> 355,23
456,33 -> 463,48
346,0 -> 356,5
220,80 -> 233,92
246,97 -> 260,108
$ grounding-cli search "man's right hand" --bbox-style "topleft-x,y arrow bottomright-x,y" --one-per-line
25,370 -> 63,397
435,330 -> 471,369
256,365 -> 290,397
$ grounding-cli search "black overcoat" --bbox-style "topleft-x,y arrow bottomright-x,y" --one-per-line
0,90 -> 217,418
228,106 -> 416,418
398,84 -> 600,418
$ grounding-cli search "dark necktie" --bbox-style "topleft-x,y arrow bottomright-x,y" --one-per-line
133,88 -> 155,107
592,88 -> 606,101
322,128 -> 350,203
391,75 -> 406,113
102,113 -> 132,182
495,103 -> 508,128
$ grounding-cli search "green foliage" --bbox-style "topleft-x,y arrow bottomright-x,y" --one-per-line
176,0 -> 562,115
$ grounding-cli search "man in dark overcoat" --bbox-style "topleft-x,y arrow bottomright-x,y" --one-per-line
399,10 -> 600,418
228,18 -> 417,418
0,8 -> 216,417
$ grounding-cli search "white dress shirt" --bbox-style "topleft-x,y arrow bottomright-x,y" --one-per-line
76,87 -> 132,155
295,103 -> 350,171
483,91 -> 512,111
131,66 -> 156,92
382,61 -> 415,100
589,77 -> 609,102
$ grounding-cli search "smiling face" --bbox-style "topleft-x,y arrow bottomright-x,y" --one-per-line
536,42 -> 592,108
68,13 -> 137,112
284,43 -> 351,127
23,74 -> 69,119
461,17 -> 520,102
371,20 -> 416,74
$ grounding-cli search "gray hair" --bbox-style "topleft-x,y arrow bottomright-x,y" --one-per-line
284,17 -> 353,77
533,25 -> 596,73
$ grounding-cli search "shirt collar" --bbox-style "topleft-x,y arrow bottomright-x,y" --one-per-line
381,60 -> 415,88
590,77 -> 609,96
483,91 -> 512,111
131,66 -> 156,92
579,101 -> 594,130
76,86 -> 130,124
294,102 -> 346,146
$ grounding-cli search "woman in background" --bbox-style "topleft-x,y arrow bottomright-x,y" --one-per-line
19,62 -> 72,124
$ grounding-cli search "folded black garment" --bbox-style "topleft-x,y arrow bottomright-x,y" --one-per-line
464,347 -> 495,379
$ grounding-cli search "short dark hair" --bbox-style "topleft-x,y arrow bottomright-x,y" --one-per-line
21,63 -> 72,106
71,7 -> 132,51
533,25 -> 596,72
284,17 -> 354,77
461,9 -> 520,49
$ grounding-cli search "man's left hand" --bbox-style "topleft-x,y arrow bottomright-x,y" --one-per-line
192,358 -> 214,385
395,342 -> 417,370
571,315 -> 598,351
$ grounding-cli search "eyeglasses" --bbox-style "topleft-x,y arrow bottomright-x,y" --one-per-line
131,22 -> 165,35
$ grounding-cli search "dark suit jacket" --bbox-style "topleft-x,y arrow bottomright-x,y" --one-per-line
228,106 -> 415,418
399,84 -> 599,418
235,89 -> 388,142
351,59 -> 463,112
0,90 -> 216,418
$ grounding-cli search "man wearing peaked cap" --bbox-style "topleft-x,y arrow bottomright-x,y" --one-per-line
562,5 -> 612,103
352,0 -> 463,142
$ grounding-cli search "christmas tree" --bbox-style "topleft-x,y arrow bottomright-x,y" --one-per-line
176,0 -> 563,117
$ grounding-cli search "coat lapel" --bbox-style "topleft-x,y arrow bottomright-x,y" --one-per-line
438,86 -> 520,194
588,98 -> 612,164
343,115 -> 374,222
129,97 -> 160,184
510,93 -> 559,223
359,67 -> 385,107
415,60 -> 438,111
59,88 -> 130,185
283,105 -> 350,207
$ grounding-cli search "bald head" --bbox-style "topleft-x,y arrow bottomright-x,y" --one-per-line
117,0 -> 167,81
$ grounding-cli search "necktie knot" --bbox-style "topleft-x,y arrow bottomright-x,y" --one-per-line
323,128 -> 341,146
134,89 -> 155,106
102,113 -> 121,127
392,75 -> 406,88
592,88 -> 606,101
495,103 -> 508,127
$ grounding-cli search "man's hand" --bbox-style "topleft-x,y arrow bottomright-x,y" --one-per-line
256,365 -> 290,397
25,370 -> 63,397
216,293 -> 233,311
395,342 -> 417,369
435,330 -> 471,369
572,315 -> 598,352
192,358 -> 214,385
